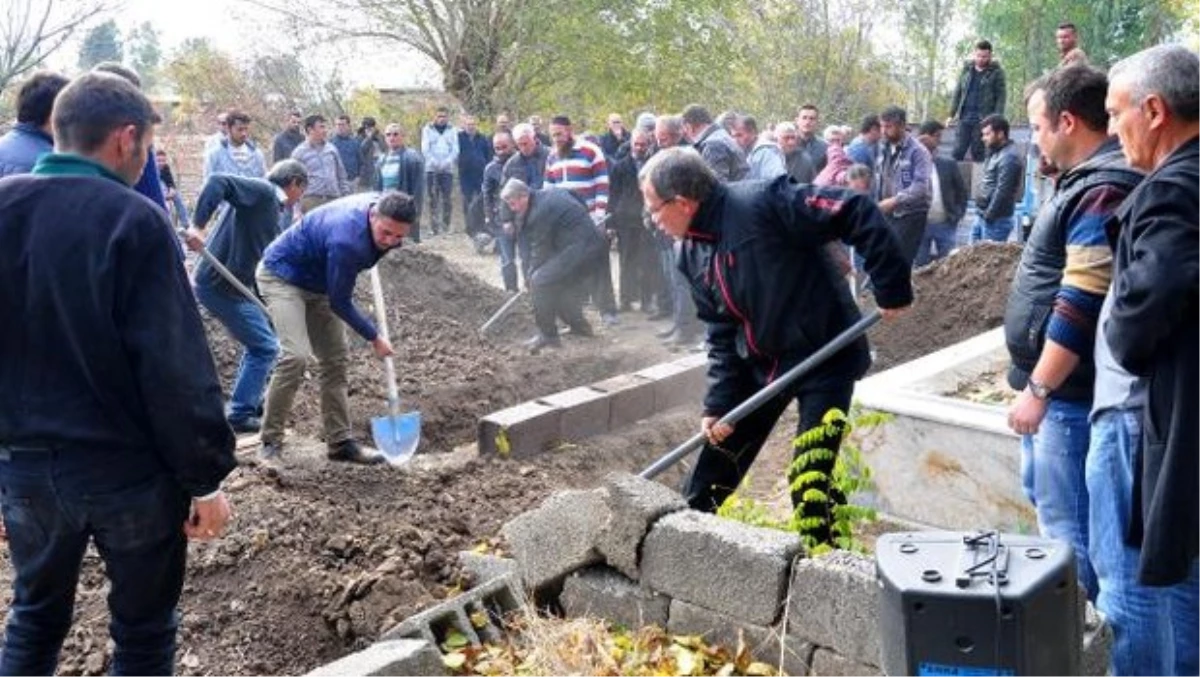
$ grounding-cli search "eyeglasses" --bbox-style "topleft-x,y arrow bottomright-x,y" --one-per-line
647,196 -> 676,215
385,132 -> 400,137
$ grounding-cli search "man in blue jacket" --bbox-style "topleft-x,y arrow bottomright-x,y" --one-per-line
458,115 -> 492,237
0,71 -> 235,676
256,191 -> 415,467
184,160 -> 309,434
639,147 -> 912,547
0,70 -> 69,177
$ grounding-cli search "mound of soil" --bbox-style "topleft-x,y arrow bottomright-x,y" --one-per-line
203,247 -> 652,453
869,242 -> 1022,372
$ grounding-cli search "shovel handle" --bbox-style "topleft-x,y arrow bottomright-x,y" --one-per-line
177,223 -> 272,317
638,309 -> 883,480
369,266 -> 401,416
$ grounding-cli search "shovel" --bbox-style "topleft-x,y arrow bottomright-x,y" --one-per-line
368,265 -> 421,463
639,309 -> 883,479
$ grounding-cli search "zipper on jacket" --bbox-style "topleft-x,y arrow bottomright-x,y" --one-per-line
713,252 -> 768,362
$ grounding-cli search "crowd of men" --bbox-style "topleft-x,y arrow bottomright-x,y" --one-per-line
0,27 -> 1194,677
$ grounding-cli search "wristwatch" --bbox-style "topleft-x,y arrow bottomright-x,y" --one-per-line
1028,378 -> 1052,401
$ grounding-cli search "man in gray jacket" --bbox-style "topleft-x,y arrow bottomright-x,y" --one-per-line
971,114 -> 1023,242
291,114 -> 350,213
681,104 -> 748,182
732,114 -> 786,180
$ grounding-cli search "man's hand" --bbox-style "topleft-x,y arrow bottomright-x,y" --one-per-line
701,416 -> 734,445
879,305 -> 911,321
372,337 -> 394,358
878,197 -> 897,215
1008,388 -> 1049,436
183,227 -> 207,253
184,492 -> 232,541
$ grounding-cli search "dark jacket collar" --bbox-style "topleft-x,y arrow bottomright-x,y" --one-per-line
685,183 -> 728,240
1151,135 -> 1199,178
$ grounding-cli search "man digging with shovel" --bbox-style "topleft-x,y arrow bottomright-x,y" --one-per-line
255,191 -> 416,470
183,160 -> 309,434
639,147 -> 912,547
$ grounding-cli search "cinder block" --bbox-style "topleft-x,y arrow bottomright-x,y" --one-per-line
500,488 -> 609,591
382,574 -> 524,646
809,647 -> 882,676
590,374 -> 656,429
561,566 -> 670,629
306,639 -> 445,676
1082,602 -> 1113,676
538,386 -> 612,440
671,353 -> 708,370
636,361 -> 707,412
668,599 -> 813,676
478,400 -> 563,457
787,552 -> 880,667
641,510 -> 802,625
596,472 -> 687,580
458,551 -> 517,585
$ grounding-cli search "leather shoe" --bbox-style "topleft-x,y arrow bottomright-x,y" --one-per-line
258,441 -> 283,473
524,334 -> 562,354
327,440 -> 384,465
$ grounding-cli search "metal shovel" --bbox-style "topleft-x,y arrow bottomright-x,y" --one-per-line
368,265 -> 421,463
639,309 -> 883,479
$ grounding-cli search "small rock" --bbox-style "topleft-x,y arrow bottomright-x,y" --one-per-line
180,652 -> 200,670
518,466 -> 535,477
84,652 -> 107,675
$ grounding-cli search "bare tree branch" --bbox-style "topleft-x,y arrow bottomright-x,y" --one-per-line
0,0 -> 109,91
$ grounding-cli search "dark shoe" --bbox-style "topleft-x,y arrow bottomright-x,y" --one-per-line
327,440 -> 384,465
564,323 -> 595,338
524,334 -> 562,354
228,416 -> 261,434
655,325 -> 678,339
258,441 -> 283,473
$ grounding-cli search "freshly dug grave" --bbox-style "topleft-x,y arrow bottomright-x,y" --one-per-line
202,246 -> 661,454
869,242 -> 1022,372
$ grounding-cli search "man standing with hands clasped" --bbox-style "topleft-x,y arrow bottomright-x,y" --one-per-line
0,72 -> 236,675
638,147 -> 912,547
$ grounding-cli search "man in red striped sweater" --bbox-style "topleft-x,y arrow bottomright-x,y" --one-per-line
546,115 -> 619,326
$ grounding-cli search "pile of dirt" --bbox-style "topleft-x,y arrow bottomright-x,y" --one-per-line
869,242 -> 1022,372
202,247 -> 651,453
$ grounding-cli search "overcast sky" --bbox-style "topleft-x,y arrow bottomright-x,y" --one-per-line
43,0 -> 437,90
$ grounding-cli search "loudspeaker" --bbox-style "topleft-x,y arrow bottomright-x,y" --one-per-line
876,531 -> 1080,676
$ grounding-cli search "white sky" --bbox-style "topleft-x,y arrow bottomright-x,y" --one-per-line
43,0 -> 438,90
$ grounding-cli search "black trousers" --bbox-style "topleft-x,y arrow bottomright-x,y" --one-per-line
531,276 -> 589,338
591,242 -> 619,315
617,225 -> 655,308
886,211 -> 928,266
952,117 -> 985,162
684,380 -> 854,541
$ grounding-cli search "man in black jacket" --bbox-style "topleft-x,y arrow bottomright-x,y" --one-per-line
915,121 -> 968,265
639,147 -> 912,546
1104,44 -> 1198,594
971,114 -> 1023,242
947,40 -> 1007,161
608,128 -> 656,312
483,131 -> 517,290
183,160 -> 309,433
0,72 -> 235,675
501,179 -> 607,353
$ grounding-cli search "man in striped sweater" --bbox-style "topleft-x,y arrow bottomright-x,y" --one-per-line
546,115 -> 618,326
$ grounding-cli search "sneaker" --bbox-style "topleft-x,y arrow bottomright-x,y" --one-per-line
523,334 -> 562,355
258,441 -> 283,473
228,416 -> 261,434
327,440 -> 385,465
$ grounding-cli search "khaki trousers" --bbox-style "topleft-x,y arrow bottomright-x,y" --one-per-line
256,266 -> 351,445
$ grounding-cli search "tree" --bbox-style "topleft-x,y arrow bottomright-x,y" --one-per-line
126,21 -> 161,89
0,0 -> 107,92
77,17 -> 121,69
899,0 -> 960,122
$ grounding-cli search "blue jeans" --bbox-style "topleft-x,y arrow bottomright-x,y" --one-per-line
426,172 -> 453,234
1086,409 -> 1200,675
0,447 -> 189,675
1020,397 -> 1097,600
971,214 -> 1015,243
497,232 -> 518,292
915,221 -> 957,267
194,281 -> 279,422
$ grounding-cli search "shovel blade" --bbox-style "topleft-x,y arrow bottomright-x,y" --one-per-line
370,411 -> 421,464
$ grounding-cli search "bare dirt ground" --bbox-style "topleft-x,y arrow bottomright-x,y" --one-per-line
0,230 -> 1022,675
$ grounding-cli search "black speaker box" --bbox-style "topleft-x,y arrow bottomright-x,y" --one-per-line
876,531 -> 1081,676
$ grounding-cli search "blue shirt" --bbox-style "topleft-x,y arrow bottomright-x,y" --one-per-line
0,123 -> 54,177
261,193 -> 392,341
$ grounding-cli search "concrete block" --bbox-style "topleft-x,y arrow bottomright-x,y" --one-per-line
1081,602 -> 1113,676
382,574 -> 524,647
596,472 -> 687,580
787,552 -> 880,668
636,361 -> 706,412
538,386 -> 611,440
458,551 -> 517,585
671,353 -> 708,370
306,639 -> 445,676
561,566 -> 670,629
500,488 -> 609,591
809,647 -> 882,676
668,599 -> 813,676
641,510 -> 802,625
478,400 -> 562,458
590,374 -> 656,429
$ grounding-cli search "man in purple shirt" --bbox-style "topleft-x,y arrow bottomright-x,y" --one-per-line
255,191 -> 415,468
